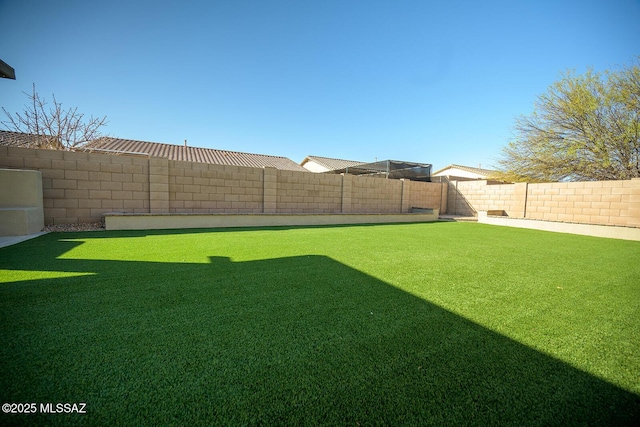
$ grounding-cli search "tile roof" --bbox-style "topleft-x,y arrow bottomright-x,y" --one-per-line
83,137 -> 308,172
432,164 -> 497,177
0,130 -> 57,148
301,155 -> 365,171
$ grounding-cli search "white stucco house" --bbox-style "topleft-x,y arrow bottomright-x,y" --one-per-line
432,164 -> 498,181
300,155 -> 365,173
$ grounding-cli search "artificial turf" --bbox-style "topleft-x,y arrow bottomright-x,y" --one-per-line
0,222 -> 638,425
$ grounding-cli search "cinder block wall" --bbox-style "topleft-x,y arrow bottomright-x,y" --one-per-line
350,176 -> 403,214
0,146 -> 150,224
450,181 -> 526,218
449,179 -> 640,227
4,146 -> 638,228
404,179 -> 448,214
168,161 -> 264,213
0,147 -> 445,224
526,180 -> 640,227
276,170 -> 342,213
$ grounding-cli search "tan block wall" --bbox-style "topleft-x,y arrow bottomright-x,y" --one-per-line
276,169 -> 342,213
452,180 -> 527,218
1,147 -> 444,225
0,147 -> 149,225
168,161 -> 263,214
4,146 -> 635,229
449,178 -> 640,228
403,180 -> 447,214
526,180 -> 640,227
350,176 -> 403,213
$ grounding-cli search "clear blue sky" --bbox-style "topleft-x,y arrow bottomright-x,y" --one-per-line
1,0 -> 638,171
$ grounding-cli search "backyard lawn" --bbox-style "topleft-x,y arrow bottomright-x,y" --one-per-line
0,222 -> 639,425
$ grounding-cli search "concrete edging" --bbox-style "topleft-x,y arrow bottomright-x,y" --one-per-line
104,211 -> 440,231
477,212 -> 640,241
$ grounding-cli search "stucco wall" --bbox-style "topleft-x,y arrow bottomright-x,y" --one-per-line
0,168 -> 45,235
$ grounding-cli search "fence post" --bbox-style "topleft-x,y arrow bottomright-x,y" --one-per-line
400,179 -> 410,213
149,157 -> 169,213
341,174 -> 352,213
263,167 -> 277,213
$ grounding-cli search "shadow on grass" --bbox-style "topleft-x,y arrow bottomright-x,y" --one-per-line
0,236 -> 638,425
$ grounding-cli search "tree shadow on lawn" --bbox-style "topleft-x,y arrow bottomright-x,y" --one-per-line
0,238 -> 638,426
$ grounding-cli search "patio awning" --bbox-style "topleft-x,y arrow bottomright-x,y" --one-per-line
0,59 -> 16,80
333,159 -> 432,182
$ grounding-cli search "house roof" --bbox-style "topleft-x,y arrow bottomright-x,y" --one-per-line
0,130 -> 56,147
432,164 -> 497,177
83,137 -> 308,172
0,59 -> 16,80
301,155 -> 365,171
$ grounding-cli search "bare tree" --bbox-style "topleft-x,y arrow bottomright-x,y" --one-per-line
2,83 -> 108,150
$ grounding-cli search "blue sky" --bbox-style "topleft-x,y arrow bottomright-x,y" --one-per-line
1,0 -> 638,171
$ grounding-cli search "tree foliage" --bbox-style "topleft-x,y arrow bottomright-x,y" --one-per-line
2,84 -> 107,150
496,59 -> 640,182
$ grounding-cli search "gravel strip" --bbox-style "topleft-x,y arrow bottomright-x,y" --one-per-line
43,223 -> 105,232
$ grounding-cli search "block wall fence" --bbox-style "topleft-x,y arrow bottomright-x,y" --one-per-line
2,146 -> 639,229
447,179 -> 640,228
0,147 -> 447,225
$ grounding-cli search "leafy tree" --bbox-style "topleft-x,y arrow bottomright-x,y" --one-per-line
1,84 -> 107,150
496,58 -> 640,182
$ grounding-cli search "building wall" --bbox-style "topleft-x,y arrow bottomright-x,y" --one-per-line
0,147 -> 445,225
300,160 -> 329,173
448,179 -> 640,228
0,168 -> 44,235
433,168 -> 488,179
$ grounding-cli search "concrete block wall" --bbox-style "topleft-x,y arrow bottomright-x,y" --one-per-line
403,179 -> 448,214
350,176 -> 403,213
0,146 -> 149,224
167,161 -> 263,214
4,146 -> 638,229
276,169 -> 342,213
449,178 -> 640,228
526,180 -> 640,227
0,147 -> 444,224
451,181 -> 526,218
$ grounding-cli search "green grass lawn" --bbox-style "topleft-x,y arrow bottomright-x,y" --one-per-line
1,222 -> 639,426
